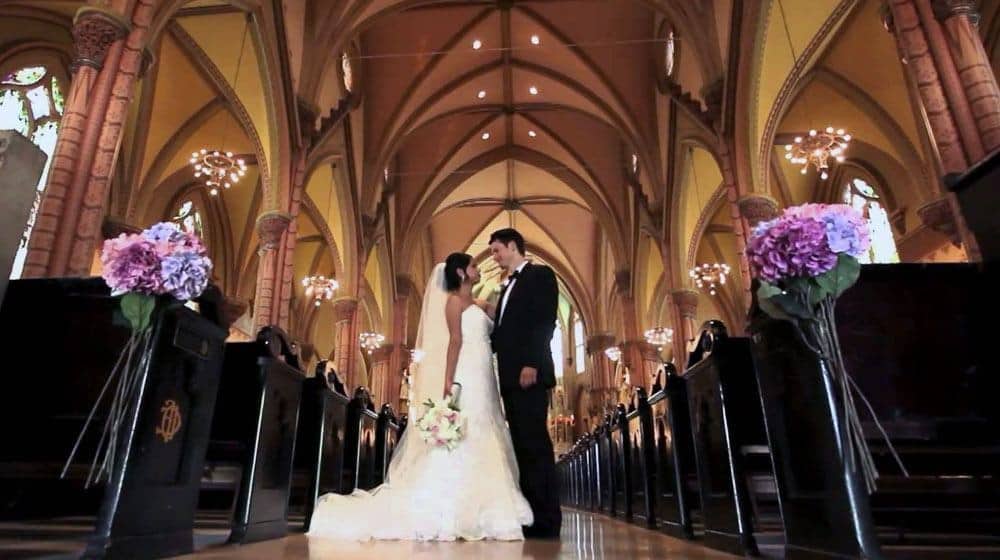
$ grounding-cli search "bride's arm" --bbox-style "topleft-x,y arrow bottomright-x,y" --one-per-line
443,296 -> 464,398
475,298 -> 496,319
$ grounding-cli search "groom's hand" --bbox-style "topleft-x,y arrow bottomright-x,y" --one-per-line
519,366 -> 538,388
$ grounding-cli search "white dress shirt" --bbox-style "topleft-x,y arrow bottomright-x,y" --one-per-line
498,261 -> 528,323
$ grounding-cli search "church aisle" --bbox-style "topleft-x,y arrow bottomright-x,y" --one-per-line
178,509 -> 737,560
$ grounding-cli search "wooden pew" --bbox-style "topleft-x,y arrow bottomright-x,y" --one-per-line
750,263 -> 1000,558
648,363 -> 698,539
627,387 -> 657,528
0,277 -> 227,559
204,326 -> 303,543
610,403 -> 632,520
685,320 -> 770,557
342,388 -> 379,492
372,404 -> 400,487
290,368 -> 350,532
595,414 -> 615,515
584,432 -> 600,511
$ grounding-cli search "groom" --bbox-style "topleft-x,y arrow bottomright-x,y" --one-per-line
489,228 -> 562,539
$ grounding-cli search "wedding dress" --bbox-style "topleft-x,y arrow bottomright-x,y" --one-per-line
308,265 -> 533,541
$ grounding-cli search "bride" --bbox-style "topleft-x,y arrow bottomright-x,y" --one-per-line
308,253 -> 534,541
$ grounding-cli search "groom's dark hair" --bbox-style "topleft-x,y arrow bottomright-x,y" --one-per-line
489,228 -> 525,255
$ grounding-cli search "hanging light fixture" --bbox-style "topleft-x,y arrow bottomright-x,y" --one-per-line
360,332 -> 385,355
644,327 -> 674,352
604,346 -> 622,362
784,127 -> 851,180
686,146 -> 731,297
301,275 -> 338,306
776,0 -> 849,180
191,15 -> 251,196
689,263 -> 731,296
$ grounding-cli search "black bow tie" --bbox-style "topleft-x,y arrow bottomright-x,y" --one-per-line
508,270 -> 521,281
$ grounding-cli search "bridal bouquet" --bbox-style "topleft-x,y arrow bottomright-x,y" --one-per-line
416,385 -> 466,451
748,203 -> 904,491
63,222 -> 212,486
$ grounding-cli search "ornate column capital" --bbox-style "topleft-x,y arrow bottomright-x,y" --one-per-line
917,196 -> 962,246
71,7 -> 130,71
370,344 -> 394,363
586,334 -> 616,354
255,210 -> 292,252
100,216 -> 141,239
332,297 -> 359,322
932,0 -> 979,24
670,289 -> 700,319
737,194 -> 780,226
395,274 -> 416,299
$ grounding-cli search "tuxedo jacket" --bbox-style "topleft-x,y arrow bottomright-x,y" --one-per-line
491,262 -> 558,391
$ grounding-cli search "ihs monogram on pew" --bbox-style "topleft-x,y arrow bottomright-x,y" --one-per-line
156,399 -> 183,443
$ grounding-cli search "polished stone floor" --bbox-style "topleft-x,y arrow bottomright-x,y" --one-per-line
178,509 -> 738,560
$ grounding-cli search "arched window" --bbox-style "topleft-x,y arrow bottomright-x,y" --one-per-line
842,178 -> 899,264
341,52 -> 353,93
551,321 -> 564,380
573,314 -> 586,374
171,199 -> 205,239
2,64 -> 65,279
664,30 -> 676,77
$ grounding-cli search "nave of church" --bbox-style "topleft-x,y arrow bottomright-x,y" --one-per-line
1,0 -> 1000,558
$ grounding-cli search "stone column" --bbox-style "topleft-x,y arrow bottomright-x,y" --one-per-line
387,275 -> 413,407
24,6 -> 131,277
252,211 -> 292,332
717,139 -> 753,312
333,297 -> 360,391
670,289 -> 699,372
885,0 -> 982,258
933,0 -> 1000,153
586,333 -> 616,416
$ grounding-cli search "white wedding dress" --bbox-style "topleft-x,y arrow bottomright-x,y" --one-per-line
308,266 -> 533,542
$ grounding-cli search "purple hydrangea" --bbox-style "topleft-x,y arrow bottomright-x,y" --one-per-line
747,215 -> 838,283
142,222 -> 185,243
101,235 -> 164,295
160,251 -> 212,301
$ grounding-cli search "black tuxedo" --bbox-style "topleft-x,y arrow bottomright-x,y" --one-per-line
491,262 -> 562,536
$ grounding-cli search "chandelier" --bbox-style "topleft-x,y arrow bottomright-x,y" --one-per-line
189,150 -> 247,196
689,263 -> 731,296
784,127 -> 851,180
604,346 -> 622,362
644,327 -> 674,352
359,332 -> 385,355
301,275 -> 338,306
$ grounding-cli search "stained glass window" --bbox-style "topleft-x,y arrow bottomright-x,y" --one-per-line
341,53 -> 353,93
574,314 -> 586,374
4,64 -> 65,279
842,178 -> 899,264
551,321 -> 564,379
172,200 -> 205,239
665,31 -> 676,77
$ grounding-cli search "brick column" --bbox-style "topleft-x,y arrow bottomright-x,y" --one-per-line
586,334 -> 617,417
24,6 -> 131,277
368,344 -> 392,406
717,139 -> 753,312
252,211 -> 291,332
614,270 -> 645,387
333,297 -> 360,391
934,0 -> 1000,153
386,275 -> 413,407
885,0 -> 982,258
670,289 -> 699,372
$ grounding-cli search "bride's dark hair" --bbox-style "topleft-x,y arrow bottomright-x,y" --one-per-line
444,253 -> 473,291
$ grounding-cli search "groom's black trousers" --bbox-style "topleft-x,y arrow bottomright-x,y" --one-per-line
501,383 -> 562,535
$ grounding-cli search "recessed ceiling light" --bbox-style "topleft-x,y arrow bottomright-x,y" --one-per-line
530,35 -> 541,45
528,86 -> 539,95
528,130 -> 537,138
477,90 -> 486,99
472,39 -> 483,50
481,132 -> 491,140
